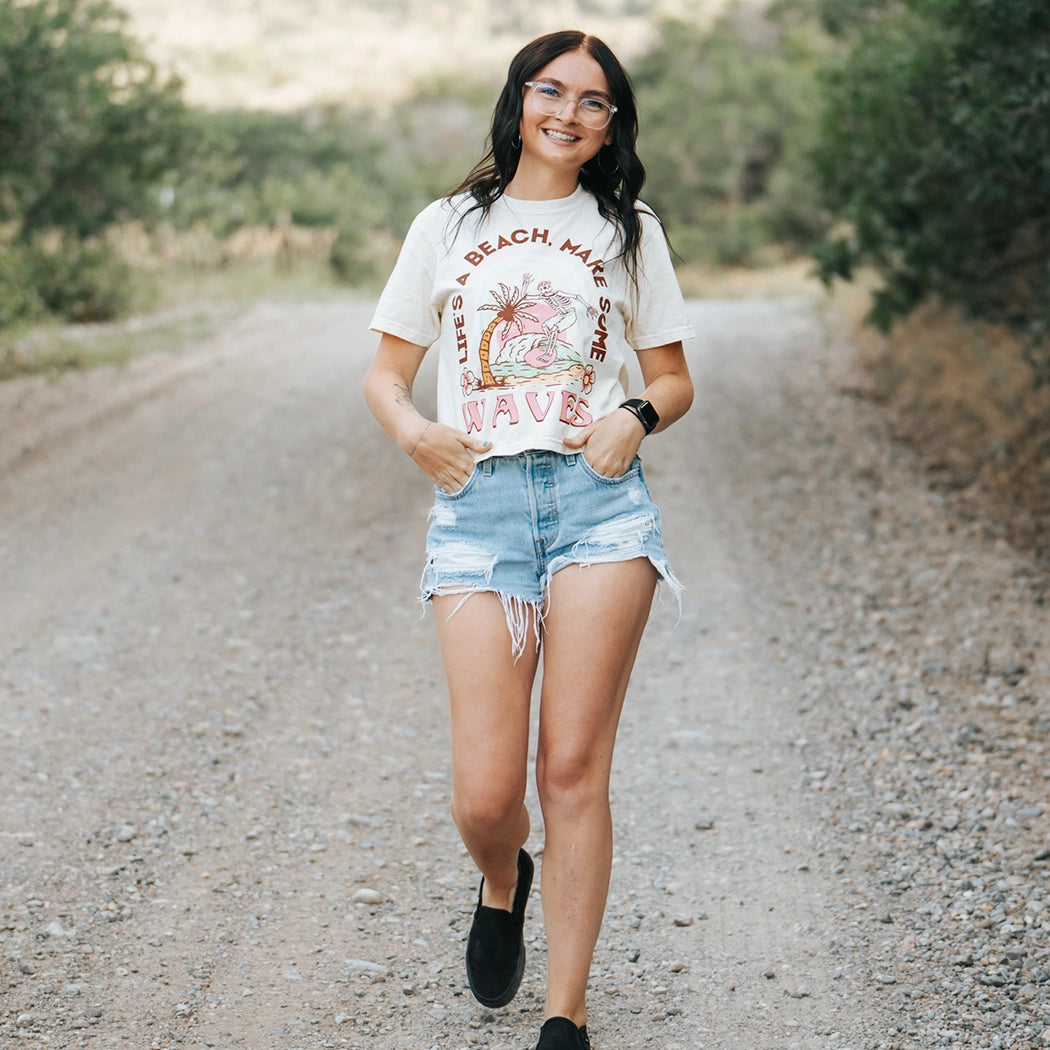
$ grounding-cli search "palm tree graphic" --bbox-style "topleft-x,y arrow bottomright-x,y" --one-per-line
476,276 -> 539,388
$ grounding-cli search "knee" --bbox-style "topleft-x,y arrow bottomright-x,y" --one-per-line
451,781 -> 525,841
536,745 -> 608,814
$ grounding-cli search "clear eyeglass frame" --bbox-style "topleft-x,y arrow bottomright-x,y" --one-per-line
523,81 -> 618,130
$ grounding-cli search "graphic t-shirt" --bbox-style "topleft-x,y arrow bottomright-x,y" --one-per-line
369,185 -> 694,459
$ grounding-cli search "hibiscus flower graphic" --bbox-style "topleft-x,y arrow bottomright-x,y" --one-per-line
461,369 -> 478,395
581,365 -> 596,394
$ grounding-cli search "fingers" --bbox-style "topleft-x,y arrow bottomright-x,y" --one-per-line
562,423 -> 593,450
428,453 -> 474,494
436,462 -> 474,494
567,411 -> 642,478
438,435 -> 491,492
409,423 -> 487,493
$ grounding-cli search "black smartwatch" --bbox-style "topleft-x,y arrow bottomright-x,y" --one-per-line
619,397 -> 659,435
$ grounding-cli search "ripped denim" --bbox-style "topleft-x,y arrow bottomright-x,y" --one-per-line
420,451 -> 683,657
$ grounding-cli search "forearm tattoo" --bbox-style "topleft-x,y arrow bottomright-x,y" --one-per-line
394,382 -> 413,407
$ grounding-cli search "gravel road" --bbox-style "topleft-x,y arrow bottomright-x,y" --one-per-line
1,296 -> 1047,1050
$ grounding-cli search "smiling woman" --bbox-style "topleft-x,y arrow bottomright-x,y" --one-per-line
512,51 -> 618,197
363,29 -> 694,1050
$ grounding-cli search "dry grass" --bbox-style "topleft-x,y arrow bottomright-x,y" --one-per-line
675,257 -> 828,301
0,302 -> 242,380
828,277 -> 1050,569
0,221 -> 357,380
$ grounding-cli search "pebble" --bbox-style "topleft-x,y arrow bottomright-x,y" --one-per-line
344,959 -> 389,977
352,888 -> 384,905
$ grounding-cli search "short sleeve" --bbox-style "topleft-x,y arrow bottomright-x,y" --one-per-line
624,209 -> 695,350
369,203 -> 444,348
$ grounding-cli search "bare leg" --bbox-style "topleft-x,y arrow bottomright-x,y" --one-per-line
536,559 -> 657,1026
434,593 -> 540,910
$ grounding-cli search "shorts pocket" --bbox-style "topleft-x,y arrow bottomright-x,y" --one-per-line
435,464 -> 481,499
578,453 -> 642,485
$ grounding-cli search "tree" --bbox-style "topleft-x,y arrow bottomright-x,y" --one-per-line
0,0 -> 188,241
632,5 -> 828,265
812,0 -> 1050,382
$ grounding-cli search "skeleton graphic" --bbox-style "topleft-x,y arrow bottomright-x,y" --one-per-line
490,275 -> 598,371
535,280 -> 598,359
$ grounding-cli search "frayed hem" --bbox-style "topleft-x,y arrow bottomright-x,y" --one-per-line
542,554 -> 684,624
653,560 -> 685,625
420,587 -> 545,661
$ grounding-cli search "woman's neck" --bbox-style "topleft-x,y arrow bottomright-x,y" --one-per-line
504,161 -> 580,201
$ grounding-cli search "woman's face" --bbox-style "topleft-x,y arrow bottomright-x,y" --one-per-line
518,49 -> 614,175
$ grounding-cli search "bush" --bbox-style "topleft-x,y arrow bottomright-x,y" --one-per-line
0,0 -> 188,241
0,244 -> 46,328
329,225 -> 377,287
633,6 -> 829,266
812,0 -> 1050,383
33,237 -> 134,322
167,107 -> 392,235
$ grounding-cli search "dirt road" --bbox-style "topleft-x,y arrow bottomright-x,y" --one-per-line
2,297 -> 1047,1050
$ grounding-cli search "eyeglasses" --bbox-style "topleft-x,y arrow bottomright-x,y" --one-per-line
523,81 -> 618,130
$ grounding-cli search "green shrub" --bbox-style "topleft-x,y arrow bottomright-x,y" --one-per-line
633,7 -> 828,266
329,226 -> 376,287
812,0 -> 1050,382
167,107 -> 393,235
0,243 -> 45,328
0,0 -> 188,241
33,237 -> 134,322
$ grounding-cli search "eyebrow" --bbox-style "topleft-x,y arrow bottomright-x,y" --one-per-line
536,77 -> 613,104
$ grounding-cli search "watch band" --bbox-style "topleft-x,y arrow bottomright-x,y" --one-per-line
619,397 -> 659,435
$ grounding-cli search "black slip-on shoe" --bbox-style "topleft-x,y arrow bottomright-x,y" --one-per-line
465,848 -> 534,1008
535,1016 -> 591,1050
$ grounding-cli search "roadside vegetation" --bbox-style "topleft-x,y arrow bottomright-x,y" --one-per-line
1,0 -> 1048,402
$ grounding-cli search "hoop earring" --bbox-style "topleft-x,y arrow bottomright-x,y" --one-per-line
513,134 -> 522,150
598,149 -> 619,176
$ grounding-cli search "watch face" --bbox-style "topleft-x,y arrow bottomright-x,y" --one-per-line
621,398 -> 659,433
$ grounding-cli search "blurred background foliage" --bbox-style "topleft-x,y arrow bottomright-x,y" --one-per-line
1,0 -> 1048,382
811,0 -> 1050,384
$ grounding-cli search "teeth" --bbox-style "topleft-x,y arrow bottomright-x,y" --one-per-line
543,129 -> 578,142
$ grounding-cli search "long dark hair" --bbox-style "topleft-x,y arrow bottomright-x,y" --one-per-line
450,30 -> 648,283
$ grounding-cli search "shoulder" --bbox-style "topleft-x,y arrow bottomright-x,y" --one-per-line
634,202 -> 675,261
398,194 -> 477,260
408,196 -> 458,233
633,199 -> 664,230
411,192 -> 487,239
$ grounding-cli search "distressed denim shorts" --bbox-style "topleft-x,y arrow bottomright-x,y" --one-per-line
421,450 -> 682,655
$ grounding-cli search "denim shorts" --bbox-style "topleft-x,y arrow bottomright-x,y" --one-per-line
421,451 -> 682,655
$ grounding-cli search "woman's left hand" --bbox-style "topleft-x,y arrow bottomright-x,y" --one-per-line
563,406 -> 645,478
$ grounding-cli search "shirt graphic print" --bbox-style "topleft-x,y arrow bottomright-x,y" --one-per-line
370,185 -> 694,460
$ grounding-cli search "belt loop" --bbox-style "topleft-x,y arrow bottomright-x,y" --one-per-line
482,459 -> 494,477
565,453 -> 576,466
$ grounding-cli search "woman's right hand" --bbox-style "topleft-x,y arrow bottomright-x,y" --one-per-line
363,333 -> 491,493
409,421 -> 491,494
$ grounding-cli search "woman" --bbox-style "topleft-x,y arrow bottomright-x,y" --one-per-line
364,30 -> 693,1050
